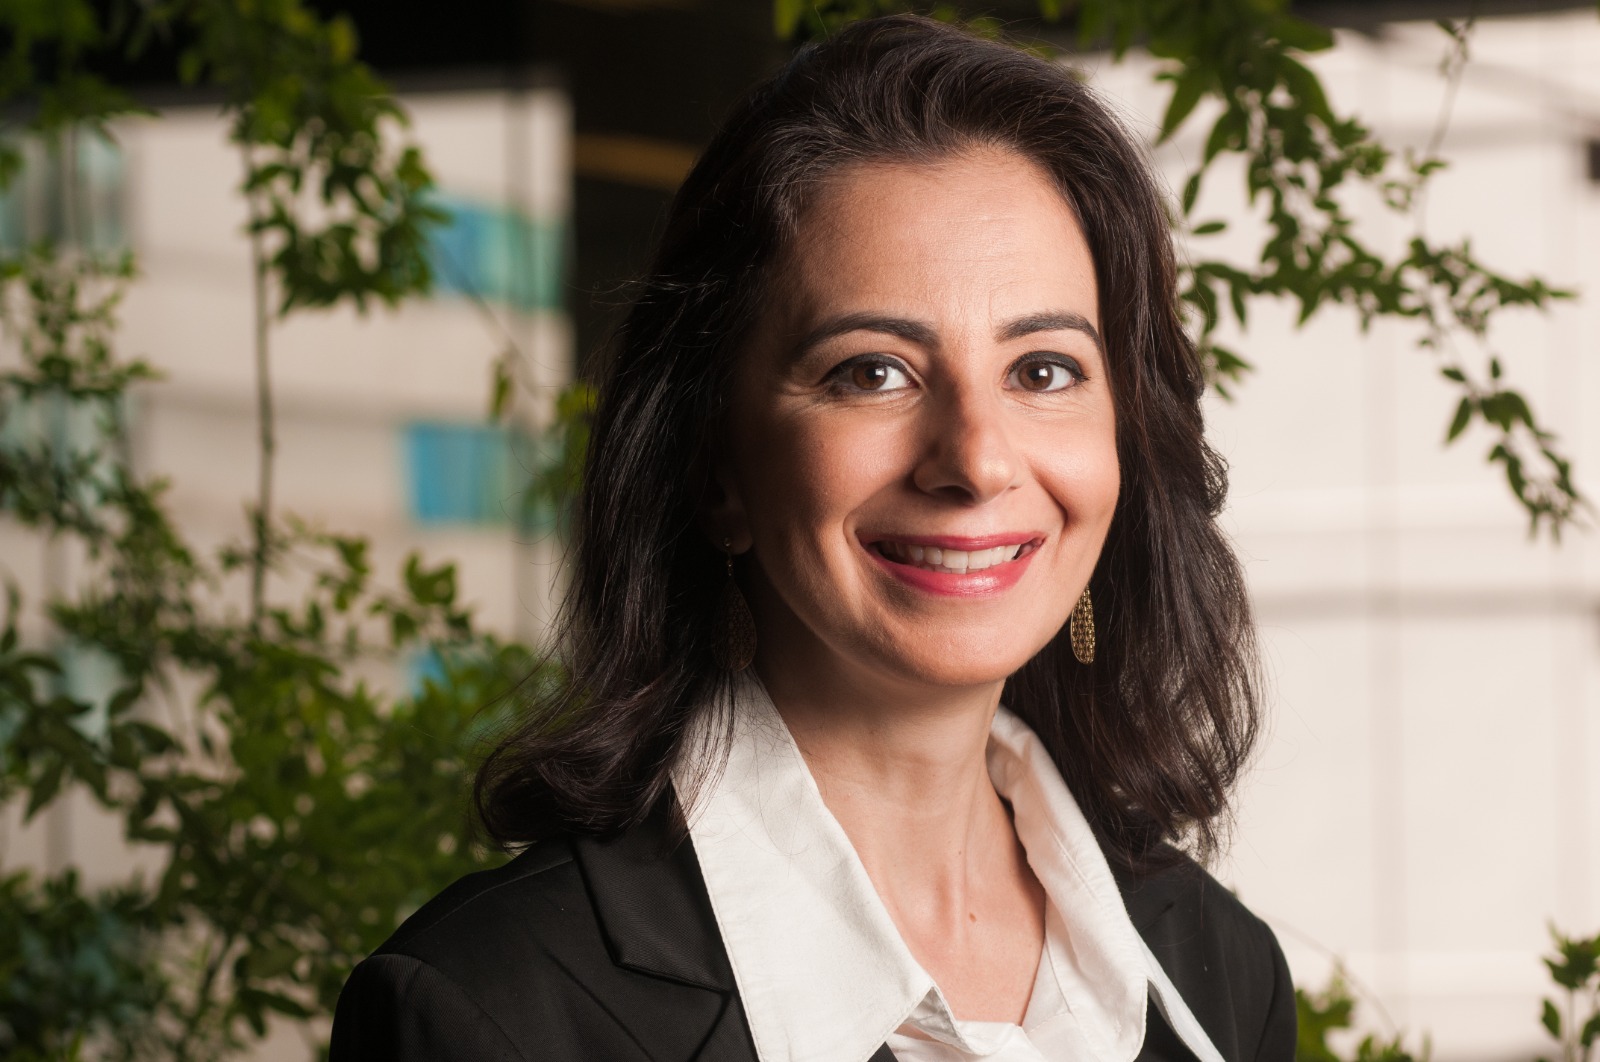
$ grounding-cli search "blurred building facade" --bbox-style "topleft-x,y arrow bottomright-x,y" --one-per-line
0,4 -> 1596,1061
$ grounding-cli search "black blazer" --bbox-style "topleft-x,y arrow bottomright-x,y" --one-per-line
330,801 -> 1295,1061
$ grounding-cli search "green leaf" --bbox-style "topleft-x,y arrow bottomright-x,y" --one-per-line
1541,998 -> 1561,1037
1158,64 -> 1208,143
250,941 -> 301,979
1548,930 -> 1600,987
1581,1010 -> 1600,1047
773,0 -> 806,37
106,684 -> 142,717
1203,108 -> 1245,165
126,721 -> 179,754
1446,396 -> 1473,442
1181,173 -> 1202,216
1279,57 -> 1334,125
1274,16 -> 1336,53
178,48 -> 204,86
489,355 -> 513,421
25,761 -> 65,820
1192,220 -> 1227,236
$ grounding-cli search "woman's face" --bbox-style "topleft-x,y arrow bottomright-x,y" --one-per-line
712,148 -> 1119,694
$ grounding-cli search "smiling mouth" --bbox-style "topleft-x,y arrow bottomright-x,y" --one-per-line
871,539 -> 1040,575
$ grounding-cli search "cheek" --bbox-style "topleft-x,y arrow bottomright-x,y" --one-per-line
1039,427 -> 1121,532
732,409 -> 910,542
1081,444 -> 1123,523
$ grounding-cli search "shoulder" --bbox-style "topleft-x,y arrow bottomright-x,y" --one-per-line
372,837 -> 585,967
1115,846 -> 1297,1062
330,808 -> 750,1062
329,836 -> 643,1062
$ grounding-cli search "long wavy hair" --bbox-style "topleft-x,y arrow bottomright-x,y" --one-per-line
476,14 -> 1260,869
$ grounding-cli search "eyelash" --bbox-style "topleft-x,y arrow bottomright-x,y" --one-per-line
824,355 -> 913,394
1008,352 -> 1086,393
822,352 -> 1087,394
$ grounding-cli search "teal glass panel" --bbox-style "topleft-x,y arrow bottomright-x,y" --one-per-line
425,193 -> 564,312
0,130 -> 125,253
402,420 -> 555,531
404,421 -> 513,525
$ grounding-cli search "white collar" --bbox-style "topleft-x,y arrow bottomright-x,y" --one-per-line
673,674 -> 1223,1062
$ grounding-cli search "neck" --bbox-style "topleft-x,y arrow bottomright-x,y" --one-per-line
751,640 -> 1048,1024
757,656 -> 1016,928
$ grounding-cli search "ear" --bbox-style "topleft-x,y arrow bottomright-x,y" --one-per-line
697,450 -> 753,555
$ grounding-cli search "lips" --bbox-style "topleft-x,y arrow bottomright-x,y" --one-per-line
861,533 -> 1043,597
871,539 -> 1037,574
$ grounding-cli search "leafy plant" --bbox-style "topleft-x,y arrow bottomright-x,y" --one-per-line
1295,968 -> 1428,1062
1539,926 -> 1600,1062
0,240 -> 542,1057
0,869 -> 169,1061
0,2 -> 531,1058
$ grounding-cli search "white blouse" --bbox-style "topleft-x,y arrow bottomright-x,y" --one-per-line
673,674 -> 1224,1062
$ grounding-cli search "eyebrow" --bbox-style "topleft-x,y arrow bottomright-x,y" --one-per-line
796,312 -> 939,354
997,311 -> 1103,353
794,309 -> 1103,359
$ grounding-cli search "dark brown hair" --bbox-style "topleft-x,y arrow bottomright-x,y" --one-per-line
476,14 -> 1259,869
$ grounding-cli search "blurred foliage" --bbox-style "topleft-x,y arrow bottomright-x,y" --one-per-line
0,1 -> 529,1058
0,0 -> 443,313
0,245 -> 534,1057
1540,927 -> 1600,1062
1291,932 -> 1600,1062
0,869 -> 168,1060
521,379 -> 596,537
780,0 -> 1584,536
1295,968 -> 1428,1062
0,0 -> 450,631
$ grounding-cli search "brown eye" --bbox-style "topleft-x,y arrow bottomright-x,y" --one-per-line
852,362 -> 891,390
1018,363 -> 1055,391
832,357 -> 911,393
1008,355 -> 1081,393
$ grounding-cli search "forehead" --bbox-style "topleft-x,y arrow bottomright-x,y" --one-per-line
766,148 -> 1099,331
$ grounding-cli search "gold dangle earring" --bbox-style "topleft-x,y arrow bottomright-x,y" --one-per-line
1069,586 -> 1096,665
712,539 -> 757,672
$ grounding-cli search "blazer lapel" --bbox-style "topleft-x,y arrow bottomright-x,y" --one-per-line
1110,851 -> 1211,1062
1112,852 -> 1182,937
567,814 -> 1194,1062
571,799 -> 759,1062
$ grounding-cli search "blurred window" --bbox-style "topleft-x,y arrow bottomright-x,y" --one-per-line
425,193 -> 563,312
404,420 -> 544,527
406,645 -> 447,695
55,642 -> 121,740
0,130 -> 126,253
0,391 -> 127,523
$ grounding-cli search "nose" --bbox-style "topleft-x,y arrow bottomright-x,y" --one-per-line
911,382 -> 1023,504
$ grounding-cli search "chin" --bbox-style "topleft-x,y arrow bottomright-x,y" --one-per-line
861,631 -> 1045,691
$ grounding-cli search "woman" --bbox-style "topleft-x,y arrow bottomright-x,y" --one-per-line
331,15 -> 1293,1062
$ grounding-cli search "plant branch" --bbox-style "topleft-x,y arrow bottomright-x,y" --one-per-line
242,146 -> 274,630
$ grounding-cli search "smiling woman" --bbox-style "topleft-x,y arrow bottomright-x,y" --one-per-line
715,152 -> 1119,701
331,15 -> 1289,1062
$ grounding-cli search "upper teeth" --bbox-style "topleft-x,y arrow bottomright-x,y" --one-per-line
877,542 -> 1021,573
